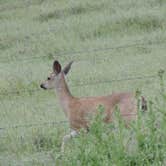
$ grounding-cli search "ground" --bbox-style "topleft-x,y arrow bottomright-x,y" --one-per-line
0,0 -> 166,165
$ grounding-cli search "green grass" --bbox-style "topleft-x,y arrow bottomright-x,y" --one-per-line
0,0 -> 166,165
61,94 -> 166,166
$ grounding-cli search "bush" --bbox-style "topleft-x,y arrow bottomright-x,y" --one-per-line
59,75 -> 166,166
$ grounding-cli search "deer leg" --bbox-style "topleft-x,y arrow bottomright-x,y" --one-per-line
61,130 -> 78,153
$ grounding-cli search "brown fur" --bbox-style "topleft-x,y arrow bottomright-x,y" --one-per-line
40,61 -> 137,131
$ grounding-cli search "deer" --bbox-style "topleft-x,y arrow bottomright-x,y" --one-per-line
40,60 -> 147,153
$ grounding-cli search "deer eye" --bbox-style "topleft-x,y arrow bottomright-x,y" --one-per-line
47,77 -> 51,80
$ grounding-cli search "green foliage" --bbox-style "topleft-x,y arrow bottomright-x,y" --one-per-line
61,94 -> 166,166
0,0 -> 166,165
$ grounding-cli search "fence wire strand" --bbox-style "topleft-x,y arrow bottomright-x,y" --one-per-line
0,39 -> 166,63
0,74 -> 158,130
0,74 -> 157,96
0,39 -> 164,131
0,120 -> 68,131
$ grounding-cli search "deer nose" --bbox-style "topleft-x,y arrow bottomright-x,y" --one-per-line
40,84 -> 46,89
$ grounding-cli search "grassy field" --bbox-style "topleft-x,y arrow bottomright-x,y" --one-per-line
0,0 -> 166,165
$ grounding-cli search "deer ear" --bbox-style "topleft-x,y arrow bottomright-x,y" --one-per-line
53,60 -> 61,74
63,61 -> 73,75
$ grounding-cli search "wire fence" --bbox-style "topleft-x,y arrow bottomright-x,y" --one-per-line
0,120 -> 68,131
0,1 -> 43,12
0,39 -> 163,95
0,39 -> 164,132
0,39 -> 166,63
0,3 -> 166,161
0,73 -> 159,132
0,74 -> 157,96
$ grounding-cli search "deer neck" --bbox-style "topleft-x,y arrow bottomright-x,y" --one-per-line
55,73 -> 73,116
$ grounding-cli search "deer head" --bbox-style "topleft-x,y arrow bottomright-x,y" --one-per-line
40,60 -> 73,90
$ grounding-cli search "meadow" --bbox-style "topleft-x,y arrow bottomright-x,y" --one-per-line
0,0 -> 166,165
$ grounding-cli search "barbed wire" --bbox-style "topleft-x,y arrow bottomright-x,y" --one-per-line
0,39 -> 166,63
0,74 -> 157,96
0,120 -> 68,131
0,40 -> 162,131
0,111 -> 145,132
0,88 -> 40,96
73,74 -> 157,86
0,1 -> 43,12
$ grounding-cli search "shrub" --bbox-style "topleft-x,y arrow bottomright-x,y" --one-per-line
60,74 -> 166,165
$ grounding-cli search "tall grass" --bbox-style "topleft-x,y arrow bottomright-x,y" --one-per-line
1,85 -> 165,165
0,0 -> 166,165
59,75 -> 166,166
60,102 -> 166,165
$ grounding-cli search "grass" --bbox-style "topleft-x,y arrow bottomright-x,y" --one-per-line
61,94 -> 166,166
0,0 -> 166,165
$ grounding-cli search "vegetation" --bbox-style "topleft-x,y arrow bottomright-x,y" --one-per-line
61,92 -> 166,166
0,0 -> 166,165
